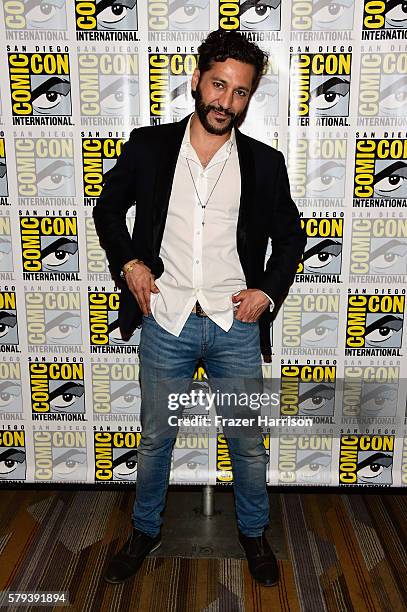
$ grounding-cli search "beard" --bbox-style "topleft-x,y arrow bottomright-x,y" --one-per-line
192,83 -> 238,136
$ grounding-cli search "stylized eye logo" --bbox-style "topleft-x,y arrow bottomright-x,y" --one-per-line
357,452 -> 393,481
298,384 -> 335,414
0,448 -> 25,477
309,77 -> 350,113
385,1 -> 407,27
0,311 -> 17,340
111,383 -> 140,410
364,315 -> 403,346
301,315 -> 338,345
31,77 -> 71,113
41,238 -> 78,270
37,161 -> 74,195
239,0 -> 281,28
113,450 -> 138,478
96,0 -> 137,28
49,382 -> 84,411
302,239 -> 342,272
373,161 -> 407,197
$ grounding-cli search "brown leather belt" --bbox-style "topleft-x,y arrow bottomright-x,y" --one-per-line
191,301 -> 208,317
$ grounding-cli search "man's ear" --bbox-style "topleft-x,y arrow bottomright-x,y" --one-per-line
191,68 -> 200,94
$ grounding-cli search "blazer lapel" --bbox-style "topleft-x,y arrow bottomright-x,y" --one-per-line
152,114 -> 191,256
235,128 -> 255,277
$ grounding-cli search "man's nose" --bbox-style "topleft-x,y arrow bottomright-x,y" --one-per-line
217,88 -> 233,110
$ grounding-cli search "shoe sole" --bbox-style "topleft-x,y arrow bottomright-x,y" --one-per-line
104,540 -> 162,585
238,540 -> 279,588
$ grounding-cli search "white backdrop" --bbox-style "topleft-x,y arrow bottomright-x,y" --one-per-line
0,0 -> 406,487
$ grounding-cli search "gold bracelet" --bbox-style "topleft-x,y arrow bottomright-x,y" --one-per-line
122,259 -> 143,276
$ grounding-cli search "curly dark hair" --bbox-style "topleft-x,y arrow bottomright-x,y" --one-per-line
197,29 -> 268,86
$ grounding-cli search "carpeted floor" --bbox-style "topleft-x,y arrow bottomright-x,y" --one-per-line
0,489 -> 406,611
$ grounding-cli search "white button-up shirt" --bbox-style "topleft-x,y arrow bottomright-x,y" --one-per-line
150,115 -> 273,336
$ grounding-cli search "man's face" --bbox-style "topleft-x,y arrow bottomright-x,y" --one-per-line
191,58 -> 256,135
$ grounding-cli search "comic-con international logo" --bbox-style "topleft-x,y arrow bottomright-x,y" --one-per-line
170,434 -> 209,483
82,136 -> 124,205
88,291 -> 138,353
291,0 -> 355,33
0,137 -> 9,204
281,292 -> 340,355
0,430 -> 26,481
0,214 -> 13,278
363,0 -> 407,39
339,434 -> 394,485
288,135 -> 346,208
29,360 -> 85,421
148,0 -> 210,33
0,360 -> 22,417
0,291 -> 19,352
278,434 -> 332,484
296,216 -> 343,281
91,361 -> 140,419
20,214 -> 79,281
289,51 -> 352,126
346,291 -> 405,356
33,430 -> 87,481
353,138 -> 407,207
149,52 -> 197,125
350,215 -> 407,283
3,0 -> 67,32
25,289 -> 82,351
218,0 -> 281,37
94,431 -> 140,482
342,364 -> 400,421
280,364 -> 336,421
358,51 -> 407,125
216,433 -> 270,483
75,0 -> 138,41
15,137 -> 75,204
8,51 -> 72,126
78,53 -> 139,126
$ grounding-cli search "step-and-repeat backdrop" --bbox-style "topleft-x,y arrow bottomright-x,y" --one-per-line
0,0 -> 406,487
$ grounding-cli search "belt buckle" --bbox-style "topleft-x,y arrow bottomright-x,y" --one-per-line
195,301 -> 206,317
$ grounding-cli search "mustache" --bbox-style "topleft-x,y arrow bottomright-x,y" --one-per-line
206,104 -> 235,118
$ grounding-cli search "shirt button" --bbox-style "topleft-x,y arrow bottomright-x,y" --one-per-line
195,259 -> 199,264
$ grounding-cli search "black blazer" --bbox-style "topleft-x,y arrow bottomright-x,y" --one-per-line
92,114 -> 307,356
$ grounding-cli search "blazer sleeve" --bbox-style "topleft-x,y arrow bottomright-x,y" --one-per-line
92,128 -> 141,283
258,151 -> 307,310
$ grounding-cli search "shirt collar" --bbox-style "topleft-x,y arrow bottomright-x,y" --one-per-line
181,113 -> 236,162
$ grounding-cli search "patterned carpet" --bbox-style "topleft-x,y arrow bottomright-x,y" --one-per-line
0,490 -> 406,612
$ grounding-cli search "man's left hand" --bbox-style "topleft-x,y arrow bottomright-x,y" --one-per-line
232,289 -> 270,322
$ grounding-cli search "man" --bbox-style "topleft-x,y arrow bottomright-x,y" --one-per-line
93,29 -> 306,588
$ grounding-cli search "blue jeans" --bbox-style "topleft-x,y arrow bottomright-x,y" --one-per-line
132,312 -> 269,538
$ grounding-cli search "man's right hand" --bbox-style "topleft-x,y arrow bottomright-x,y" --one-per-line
123,261 -> 160,315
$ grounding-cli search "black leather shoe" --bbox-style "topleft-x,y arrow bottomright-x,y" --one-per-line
104,528 -> 162,584
238,530 -> 279,587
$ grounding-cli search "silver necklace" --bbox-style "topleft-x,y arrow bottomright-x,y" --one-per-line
186,143 -> 233,227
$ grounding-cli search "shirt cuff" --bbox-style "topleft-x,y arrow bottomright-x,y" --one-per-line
259,290 -> 275,312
